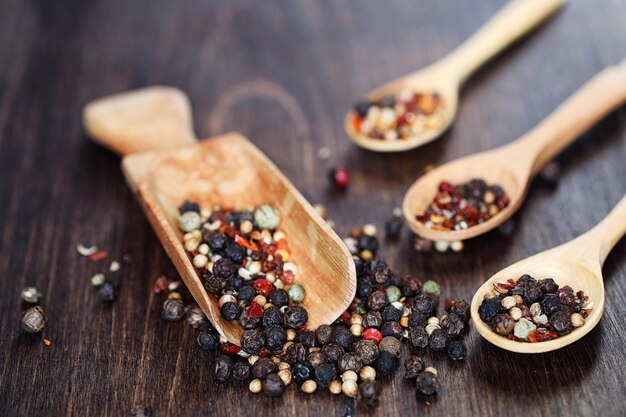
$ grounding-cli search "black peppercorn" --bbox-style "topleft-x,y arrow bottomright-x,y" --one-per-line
381,305 -> 402,323
213,257 -> 237,280
380,321 -> 402,339
379,336 -> 402,358
206,232 -> 227,251
315,324 -> 333,345
491,314 -> 515,336
354,100 -> 370,117
197,331 -> 219,352
408,311 -> 427,327
241,329 -> 265,354
428,329 -> 450,351
262,306 -> 284,327
385,216 -> 404,240
478,298 -> 501,322
269,289 -> 289,307
292,361 -> 315,385
284,343 -> 306,364
338,352 -> 363,372
264,324 -> 286,351
359,380 -> 382,407
367,290 -> 387,311
375,351 -> 398,377
355,339 -> 379,365
239,310 -> 261,329
549,309 -> 573,336
283,305 -> 308,329
411,294 -> 436,316
178,200 -> 200,214
202,271 -> 222,294
263,373 -> 285,397
322,343 -> 344,362
402,276 -> 422,297
99,281 -> 115,302
409,325 -> 429,348
447,339 -> 467,361
541,293 -> 562,315
539,278 -> 559,294
237,285 -> 257,301
363,311 -> 383,328
214,355 -> 234,381
356,278 -> 375,299
220,301 -> 241,321
252,357 -> 277,379
330,325 -> 354,350
296,330 -> 317,349
441,313 -> 465,338
416,370 -> 438,395
358,234 -> 379,254
523,281 -> 542,305
232,361 -> 251,381
448,299 -> 471,323
225,242 -> 246,263
315,362 -> 336,388
371,261 -> 392,284
162,299 -> 185,321
404,355 -> 424,379
307,351 -> 329,368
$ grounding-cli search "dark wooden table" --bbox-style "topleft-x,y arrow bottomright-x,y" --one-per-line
1,0 -> 625,416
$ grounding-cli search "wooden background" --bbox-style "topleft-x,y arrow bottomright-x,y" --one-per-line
1,0 -> 625,416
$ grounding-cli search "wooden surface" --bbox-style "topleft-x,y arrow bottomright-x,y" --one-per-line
1,0 -> 625,416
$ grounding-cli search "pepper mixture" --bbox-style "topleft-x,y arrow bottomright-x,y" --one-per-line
175,213 -> 472,405
416,179 -> 510,231
478,274 -> 592,342
351,90 -> 445,141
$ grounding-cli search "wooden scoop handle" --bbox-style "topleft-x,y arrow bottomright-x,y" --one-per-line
83,87 -> 197,156
437,0 -> 566,84
580,195 -> 626,267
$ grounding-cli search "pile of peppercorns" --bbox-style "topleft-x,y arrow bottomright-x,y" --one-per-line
416,179 -> 510,231
174,212 -> 472,406
478,274 -> 592,342
351,90 -> 445,141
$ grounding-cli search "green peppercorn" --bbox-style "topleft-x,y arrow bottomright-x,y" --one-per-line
179,211 -> 201,232
254,205 -> 281,230
288,284 -> 306,303
421,280 -> 441,296
386,285 -> 401,303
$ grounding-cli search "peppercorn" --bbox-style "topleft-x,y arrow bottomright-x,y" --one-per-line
315,362 -> 337,388
557,286 -> 576,306
283,305 -> 308,328
408,311 -> 427,327
549,309 -> 573,336
268,289 -> 288,307
541,293 -> 562,315
224,274 -> 243,289
220,301 -> 241,321
205,231 -> 227,251
284,343 -> 306,364
21,286 -> 42,304
379,336 -> 401,358
178,200 -> 200,214
421,280 -> 440,297
237,285 -> 257,302
404,355 -> 424,379
448,299 -> 471,323
232,361 -> 251,381
409,325 -> 429,348
491,314 -> 515,336
254,205 -> 281,230
308,351 -> 329,368
263,373 -> 285,397
239,310 -> 261,329
355,339 -> 379,365
385,216 -> 403,240
381,305 -> 402,323
292,362 -> 315,385
98,281 -> 116,302
447,339 -> 467,361
262,306 -> 284,327
252,357 -> 277,379
441,313 -> 465,337
249,378 -> 262,394
162,299 -> 185,321
416,370 -> 439,395
381,321 -> 402,339
21,306 -> 45,333
357,278 -> 375,299
202,271 -> 222,294
375,351 -> 398,377
185,304 -> 209,331
322,343 -> 345,362
214,355 -> 234,381
301,379 -> 318,394
338,352 -> 363,372
412,294 -> 436,316
288,284 -> 306,303
428,329 -> 450,351
331,325 -> 354,350
214,258 -> 237,280
478,298 -> 501,322
197,331 -> 219,353
359,380 -> 382,406
523,281 -> 542,305
342,404 -> 356,417
179,211 -> 201,232
538,278 -> 559,294
367,291 -> 387,311
315,325 -> 333,345
241,329 -> 265,354
363,311 -> 383,328
370,261 -> 391,285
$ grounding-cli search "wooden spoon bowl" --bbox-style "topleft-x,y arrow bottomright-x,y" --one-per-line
84,87 -> 356,345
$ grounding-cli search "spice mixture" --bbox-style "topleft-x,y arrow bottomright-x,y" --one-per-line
351,90 -> 444,141
174,210 -> 472,405
416,179 -> 510,231
478,274 -> 592,342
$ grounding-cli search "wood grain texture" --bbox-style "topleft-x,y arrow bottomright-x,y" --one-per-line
1,0 -> 625,416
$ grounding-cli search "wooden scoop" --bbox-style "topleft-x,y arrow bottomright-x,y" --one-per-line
470,195 -> 626,353
345,0 -> 566,152
83,87 -> 356,345
403,59 -> 626,241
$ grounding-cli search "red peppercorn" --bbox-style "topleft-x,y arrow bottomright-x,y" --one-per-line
438,181 -> 454,193
220,343 -> 241,355
253,278 -> 273,297
281,270 -> 295,285
153,276 -> 170,293
247,301 -> 264,318
363,328 -> 383,344
330,166 -> 350,188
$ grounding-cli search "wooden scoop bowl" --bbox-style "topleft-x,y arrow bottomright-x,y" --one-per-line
403,59 -> 626,241
345,0 -> 566,152
470,195 -> 626,353
83,87 -> 356,345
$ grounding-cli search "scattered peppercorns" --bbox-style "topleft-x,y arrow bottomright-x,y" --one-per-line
416,179 -> 510,231
351,90 -> 445,141
478,274 -> 592,342
21,306 -> 46,333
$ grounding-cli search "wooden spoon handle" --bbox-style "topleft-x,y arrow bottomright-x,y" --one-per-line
580,195 -> 626,267
513,59 -> 626,175
435,0 -> 565,84
83,86 -> 197,156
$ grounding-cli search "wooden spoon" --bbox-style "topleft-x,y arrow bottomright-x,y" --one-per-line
345,0 -> 566,152
470,195 -> 626,354
403,59 -> 626,241
82,87 -> 356,345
